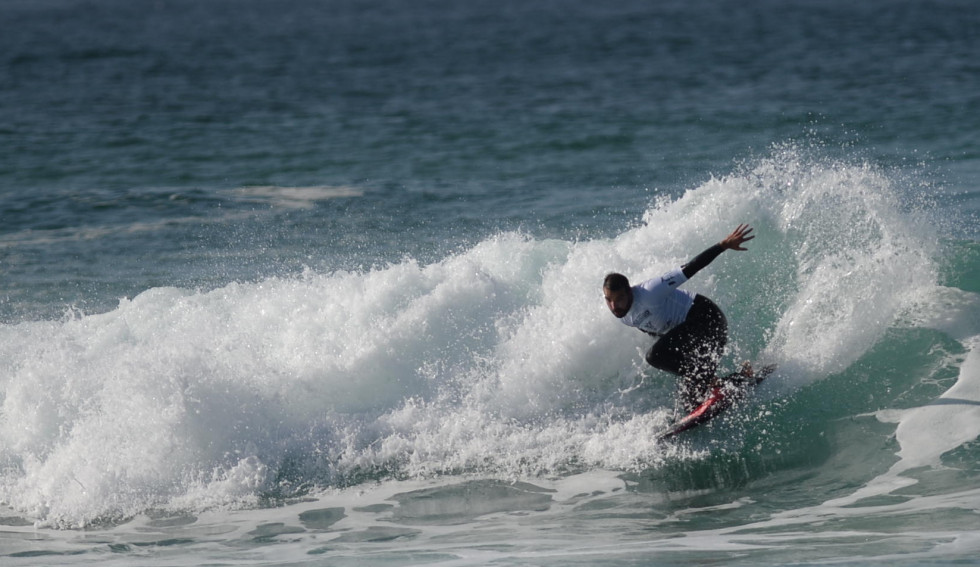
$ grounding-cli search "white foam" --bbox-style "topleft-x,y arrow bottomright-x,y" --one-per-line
234,185 -> 363,209
823,289 -> 980,507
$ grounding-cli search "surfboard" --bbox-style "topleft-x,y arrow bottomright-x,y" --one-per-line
656,364 -> 775,441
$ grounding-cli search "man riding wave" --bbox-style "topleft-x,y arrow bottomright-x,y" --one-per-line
603,224 -> 755,412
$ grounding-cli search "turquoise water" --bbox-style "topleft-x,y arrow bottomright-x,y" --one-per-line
1,0 -> 979,565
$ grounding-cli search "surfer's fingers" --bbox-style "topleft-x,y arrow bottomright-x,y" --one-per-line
730,224 -> 752,239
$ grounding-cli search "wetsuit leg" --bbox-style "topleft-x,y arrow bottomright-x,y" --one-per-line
645,295 -> 728,412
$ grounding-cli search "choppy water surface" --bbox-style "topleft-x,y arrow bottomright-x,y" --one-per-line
1,0 -> 979,565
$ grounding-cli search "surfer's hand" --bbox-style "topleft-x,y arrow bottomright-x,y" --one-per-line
720,224 -> 754,251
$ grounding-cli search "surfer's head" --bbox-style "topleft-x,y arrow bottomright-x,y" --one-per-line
602,273 -> 632,318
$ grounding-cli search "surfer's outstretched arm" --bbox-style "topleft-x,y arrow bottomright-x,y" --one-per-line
681,224 -> 754,278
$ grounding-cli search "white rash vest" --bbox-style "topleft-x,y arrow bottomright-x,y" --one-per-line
619,268 -> 695,336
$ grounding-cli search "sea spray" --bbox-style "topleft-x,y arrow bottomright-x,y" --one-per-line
754,149 -> 938,380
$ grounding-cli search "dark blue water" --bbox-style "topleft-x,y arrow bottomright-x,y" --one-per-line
1,1 -> 980,565
3,0 -> 977,318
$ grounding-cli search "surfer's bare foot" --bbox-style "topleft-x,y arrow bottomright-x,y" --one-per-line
738,361 -> 754,378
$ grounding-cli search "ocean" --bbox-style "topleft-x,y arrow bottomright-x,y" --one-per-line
2,0 -> 979,565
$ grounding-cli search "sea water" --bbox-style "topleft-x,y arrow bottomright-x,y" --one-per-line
2,0 -> 979,565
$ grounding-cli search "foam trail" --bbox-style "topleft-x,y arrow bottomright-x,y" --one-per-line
822,288 -> 980,506
891,290 -> 980,472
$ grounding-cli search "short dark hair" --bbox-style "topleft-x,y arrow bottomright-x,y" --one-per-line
603,272 -> 630,292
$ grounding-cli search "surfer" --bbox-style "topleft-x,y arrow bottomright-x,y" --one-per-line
603,224 -> 755,412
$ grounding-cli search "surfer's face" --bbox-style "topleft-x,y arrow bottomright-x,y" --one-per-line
603,287 -> 632,318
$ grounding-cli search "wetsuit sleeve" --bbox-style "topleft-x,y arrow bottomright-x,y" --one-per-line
681,243 -> 725,279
